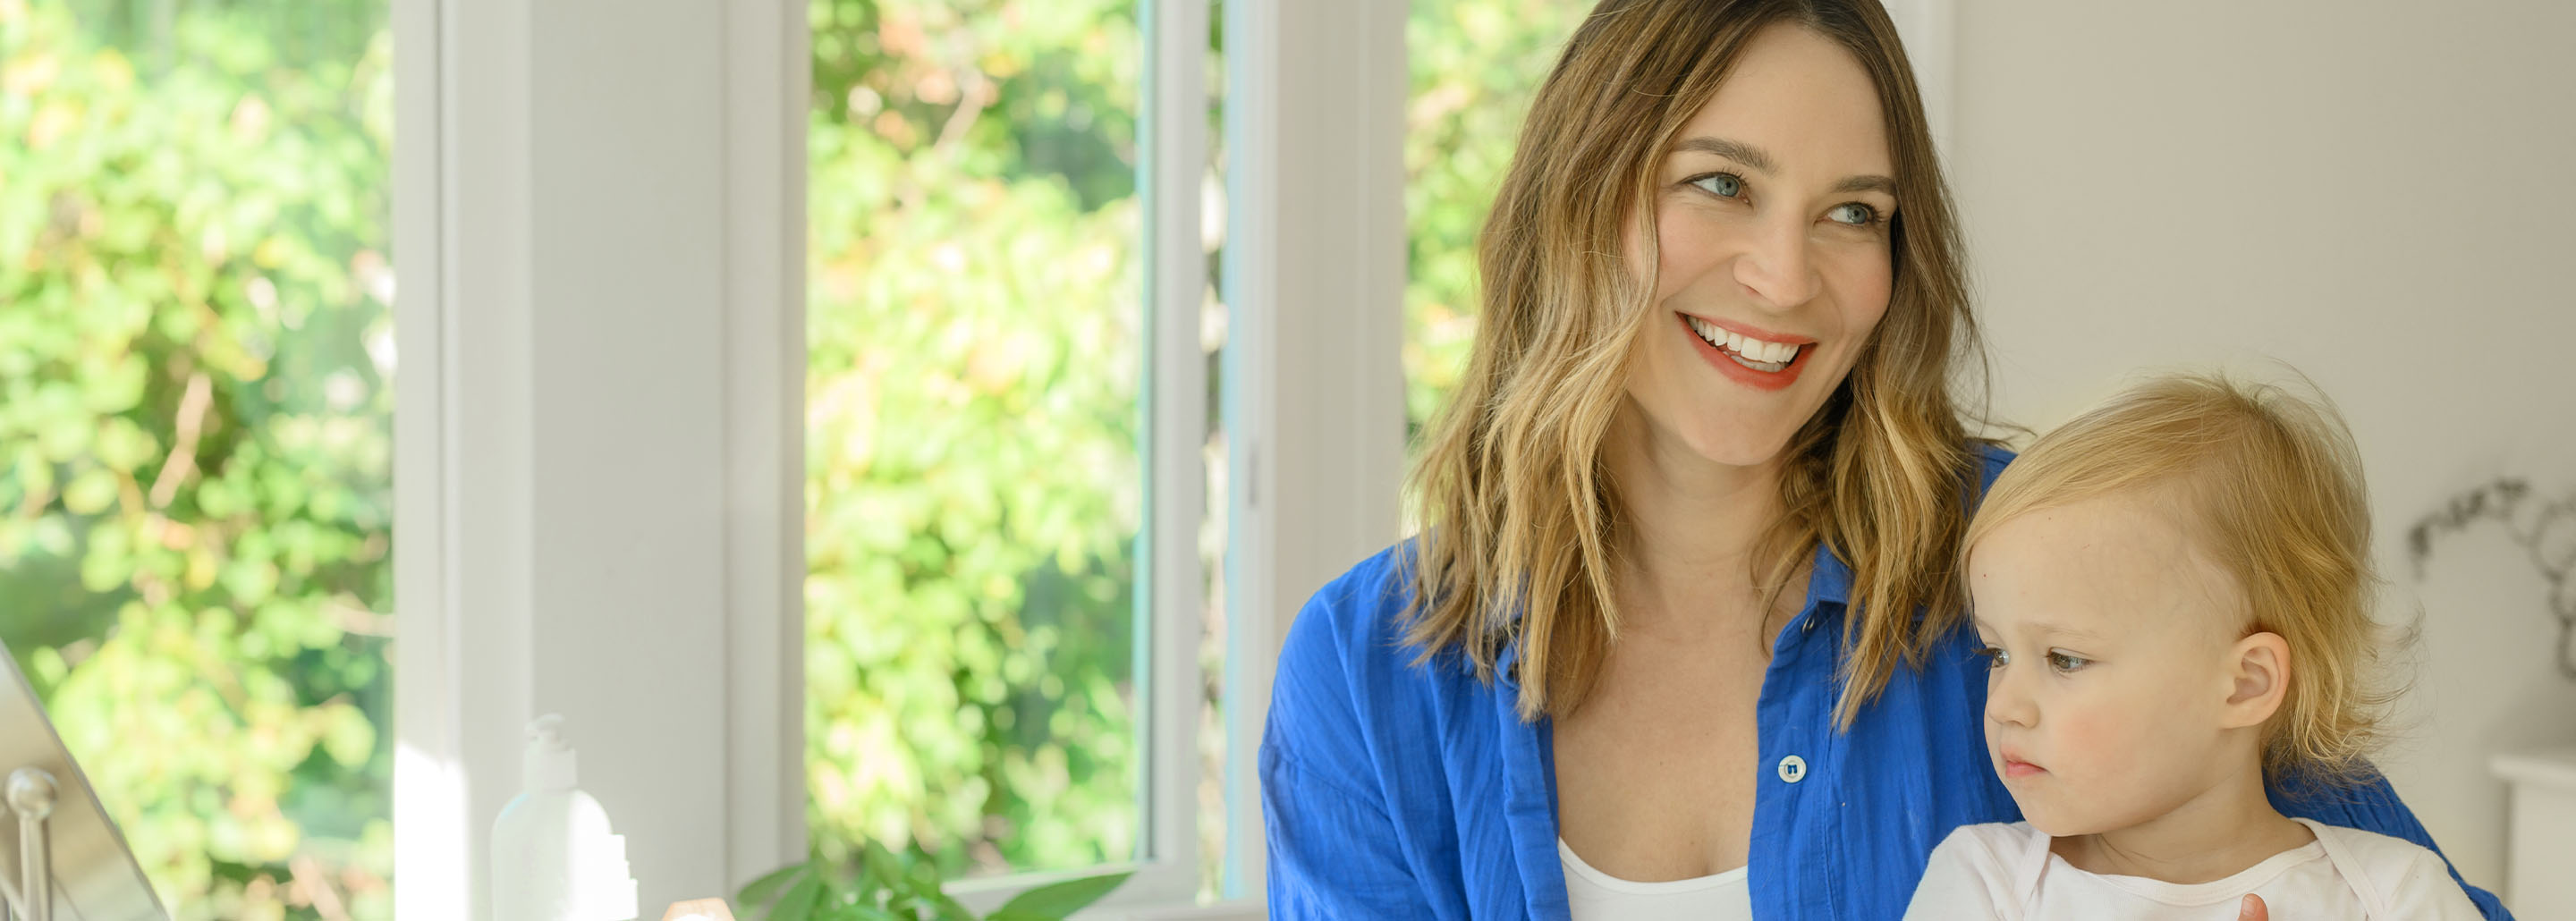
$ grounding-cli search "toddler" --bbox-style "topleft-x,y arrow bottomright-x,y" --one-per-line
1903,373 -> 2483,920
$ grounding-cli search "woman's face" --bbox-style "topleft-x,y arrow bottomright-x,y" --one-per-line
1620,23 -> 1899,471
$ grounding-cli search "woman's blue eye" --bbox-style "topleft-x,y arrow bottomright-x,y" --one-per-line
1692,173 -> 1744,199
1827,202 -> 1878,225
2046,651 -> 2089,673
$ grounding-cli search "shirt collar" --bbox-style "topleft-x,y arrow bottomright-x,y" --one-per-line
1804,540 -> 1853,610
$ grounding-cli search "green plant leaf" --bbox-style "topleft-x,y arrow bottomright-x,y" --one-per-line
861,840 -> 906,893
740,862 -> 809,910
905,860 -> 945,898
775,875 -> 826,921
989,872 -> 1131,920
923,889 -> 976,921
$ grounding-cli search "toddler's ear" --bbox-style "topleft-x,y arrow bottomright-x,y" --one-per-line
2219,631 -> 2291,729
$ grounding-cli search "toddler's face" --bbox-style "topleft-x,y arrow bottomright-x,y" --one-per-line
1966,489 -> 2249,836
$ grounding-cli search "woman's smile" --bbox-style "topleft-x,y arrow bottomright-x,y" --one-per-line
1677,312 -> 1814,392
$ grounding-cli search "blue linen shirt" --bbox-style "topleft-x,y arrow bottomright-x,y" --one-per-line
1259,453 -> 2512,919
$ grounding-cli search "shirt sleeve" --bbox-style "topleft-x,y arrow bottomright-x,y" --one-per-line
2271,769 -> 2513,920
1258,576 -> 1431,920
1261,747 -> 1428,919
1902,827 -> 2012,921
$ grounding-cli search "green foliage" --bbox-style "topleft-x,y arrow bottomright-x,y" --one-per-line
803,0 -> 1148,880
804,0 -> 1584,883
737,842 -> 1129,921
1402,0 -> 1591,448
0,0 -> 393,918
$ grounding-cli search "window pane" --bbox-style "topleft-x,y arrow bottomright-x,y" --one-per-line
0,2 -> 395,918
805,0 -> 1148,878
1405,0 -> 1589,454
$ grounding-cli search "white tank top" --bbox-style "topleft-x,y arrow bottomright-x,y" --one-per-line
1559,838 -> 1756,921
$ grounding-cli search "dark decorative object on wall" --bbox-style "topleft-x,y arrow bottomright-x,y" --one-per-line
2406,478 -> 2576,680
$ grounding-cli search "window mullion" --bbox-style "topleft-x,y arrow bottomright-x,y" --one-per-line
1219,0 -> 1411,903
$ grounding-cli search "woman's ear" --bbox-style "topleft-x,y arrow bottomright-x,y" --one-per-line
2220,631 -> 2292,730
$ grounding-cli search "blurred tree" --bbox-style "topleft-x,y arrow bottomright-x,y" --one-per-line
1404,0 -> 1589,451
0,1 -> 394,917
803,0 -> 1148,879
802,0 -> 1589,883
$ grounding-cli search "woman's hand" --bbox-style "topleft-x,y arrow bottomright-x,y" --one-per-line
2241,894 -> 2267,920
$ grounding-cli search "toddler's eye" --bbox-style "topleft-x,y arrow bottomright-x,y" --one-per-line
2046,651 -> 2090,673
1974,646 -> 2009,670
1690,173 -> 1745,199
1826,202 -> 1879,225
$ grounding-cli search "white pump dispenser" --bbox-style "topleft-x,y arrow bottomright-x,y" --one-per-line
492,714 -> 640,921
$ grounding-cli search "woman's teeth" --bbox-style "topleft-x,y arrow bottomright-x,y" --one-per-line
1684,316 -> 1801,372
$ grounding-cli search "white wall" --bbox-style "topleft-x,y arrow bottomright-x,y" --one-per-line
1950,0 -> 2576,893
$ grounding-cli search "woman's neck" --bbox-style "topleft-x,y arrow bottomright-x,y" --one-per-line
1602,406 -> 1792,638
2050,759 -> 2315,884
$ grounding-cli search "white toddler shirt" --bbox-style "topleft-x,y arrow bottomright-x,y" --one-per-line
1902,818 -> 2482,921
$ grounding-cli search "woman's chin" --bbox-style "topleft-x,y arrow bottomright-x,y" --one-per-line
1614,391 -> 1809,473
1678,428 -> 1801,471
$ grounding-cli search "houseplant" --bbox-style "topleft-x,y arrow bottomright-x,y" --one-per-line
736,841 -> 1130,921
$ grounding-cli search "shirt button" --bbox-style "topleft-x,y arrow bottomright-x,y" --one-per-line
1777,755 -> 1808,783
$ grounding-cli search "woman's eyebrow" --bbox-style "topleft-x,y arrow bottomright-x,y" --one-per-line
1834,174 -> 1898,197
1673,136 -> 1775,173
1672,135 -> 1897,197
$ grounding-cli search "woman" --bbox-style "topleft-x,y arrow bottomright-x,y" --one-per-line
1258,1 -> 2510,918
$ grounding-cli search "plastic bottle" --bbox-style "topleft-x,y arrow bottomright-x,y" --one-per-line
492,714 -> 640,921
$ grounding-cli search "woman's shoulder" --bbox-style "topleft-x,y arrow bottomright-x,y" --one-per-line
1276,540 -> 1436,681
1303,540 -> 1420,621
1272,540 -> 1473,689
1266,540 -> 1462,769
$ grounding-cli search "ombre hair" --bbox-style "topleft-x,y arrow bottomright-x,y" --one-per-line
1963,372 -> 2394,786
1403,0 -> 1991,725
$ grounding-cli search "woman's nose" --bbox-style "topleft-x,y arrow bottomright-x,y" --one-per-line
1732,212 -> 1821,309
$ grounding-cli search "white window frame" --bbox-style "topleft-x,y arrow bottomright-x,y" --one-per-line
390,0 -> 1408,918
1216,0 -> 1410,907
394,0 -> 806,916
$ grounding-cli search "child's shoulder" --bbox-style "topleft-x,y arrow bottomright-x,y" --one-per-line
2295,819 -> 2482,917
2300,818 -> 2447,875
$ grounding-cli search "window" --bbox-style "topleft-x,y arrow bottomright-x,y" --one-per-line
382,0 -> 1402,916
0,1 -> 394,917
802,0 -> 1221,902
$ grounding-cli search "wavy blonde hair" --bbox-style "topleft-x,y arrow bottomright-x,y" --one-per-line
1403,0 -> 1990,725
1963,373 -> 2394,786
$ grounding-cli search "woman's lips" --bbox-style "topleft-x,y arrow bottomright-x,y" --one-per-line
1678,312 -> 1809,392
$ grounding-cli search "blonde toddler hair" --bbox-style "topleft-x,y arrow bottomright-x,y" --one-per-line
1965,371 -> 2396,786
